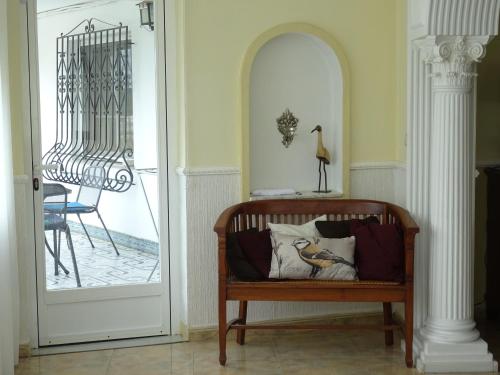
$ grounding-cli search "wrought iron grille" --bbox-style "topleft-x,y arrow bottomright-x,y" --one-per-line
42,19 -> 134,192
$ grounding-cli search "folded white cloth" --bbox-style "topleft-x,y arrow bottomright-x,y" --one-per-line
251,188 -> 296,196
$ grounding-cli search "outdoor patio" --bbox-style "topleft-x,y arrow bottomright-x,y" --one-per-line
45,225 -> 160,290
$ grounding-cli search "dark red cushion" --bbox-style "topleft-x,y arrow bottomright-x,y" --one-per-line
349,216 -> 380,233
227,229 -> 265,281
315,216 -> 380,238
352,223 -> 404,282
236,229 -> 273,278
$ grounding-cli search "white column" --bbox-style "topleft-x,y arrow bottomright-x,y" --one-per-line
414,36 -> 497,373
407,43 -> 432,332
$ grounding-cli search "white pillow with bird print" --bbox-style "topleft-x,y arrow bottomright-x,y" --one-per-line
269,232 -> 357,280
267,215 -> 327,237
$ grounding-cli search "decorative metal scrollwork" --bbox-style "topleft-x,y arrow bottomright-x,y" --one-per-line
276,108 -> 299,148
42,18 -> 134,192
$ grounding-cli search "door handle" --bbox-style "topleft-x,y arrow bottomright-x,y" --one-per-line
33,177 -> 40,191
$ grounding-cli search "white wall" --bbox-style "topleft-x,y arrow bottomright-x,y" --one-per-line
250,33 -> 343,193
37,0 -> 159,241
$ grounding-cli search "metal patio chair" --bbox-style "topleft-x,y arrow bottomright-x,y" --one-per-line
47,166 -> 120,256
44,183 -> 81,287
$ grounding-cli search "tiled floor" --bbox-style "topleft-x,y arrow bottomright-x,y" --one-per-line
45,230 -> 160,290
14,326 -> 500,375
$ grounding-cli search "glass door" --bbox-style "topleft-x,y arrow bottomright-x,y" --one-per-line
29,0 -> 170,345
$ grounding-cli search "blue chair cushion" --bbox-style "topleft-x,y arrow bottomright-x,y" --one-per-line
44,214 -> 66,231
44,202 -> 95,214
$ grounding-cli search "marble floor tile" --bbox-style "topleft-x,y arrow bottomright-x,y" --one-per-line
195,344 -> 277,364
107,345 -> 174,375
15,358 -> 40,375
193,359 -> 282,375
37,350 -> 113,375
14,324 -> 500,375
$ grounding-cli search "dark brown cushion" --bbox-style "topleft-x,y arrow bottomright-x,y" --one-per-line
227,229 -> 264,281
236,229 -> 273,278
315,216 -> 380,238
352,223 -> 404,282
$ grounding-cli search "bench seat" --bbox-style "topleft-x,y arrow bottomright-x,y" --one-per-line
214,199 -> 419,368
227,280 -> 405,302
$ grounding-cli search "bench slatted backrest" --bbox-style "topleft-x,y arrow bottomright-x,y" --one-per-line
228,199 -> 390,233
217,199 -> 417,286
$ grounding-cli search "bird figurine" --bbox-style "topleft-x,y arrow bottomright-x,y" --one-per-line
311,125 -> 331,193
292,238 -> 354,278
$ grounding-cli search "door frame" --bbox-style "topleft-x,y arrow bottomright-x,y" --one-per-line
19,0 -> 185,347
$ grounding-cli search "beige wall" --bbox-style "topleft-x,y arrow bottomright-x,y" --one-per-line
181,0 -> 406,168
395,0 -> 407,162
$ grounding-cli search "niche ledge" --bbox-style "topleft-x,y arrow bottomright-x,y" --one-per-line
250,189 -> 342,201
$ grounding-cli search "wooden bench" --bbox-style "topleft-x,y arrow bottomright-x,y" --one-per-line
214,199 -> 419,367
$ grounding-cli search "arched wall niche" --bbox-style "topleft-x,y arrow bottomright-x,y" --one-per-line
240,23 -> 350,199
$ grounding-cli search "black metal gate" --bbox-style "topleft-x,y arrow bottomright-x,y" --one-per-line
42,18 -> 134,192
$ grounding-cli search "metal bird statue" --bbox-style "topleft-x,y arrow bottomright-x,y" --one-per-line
311,125 -> 331,193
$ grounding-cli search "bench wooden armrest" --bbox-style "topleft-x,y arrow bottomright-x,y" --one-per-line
388,203 -> 420,234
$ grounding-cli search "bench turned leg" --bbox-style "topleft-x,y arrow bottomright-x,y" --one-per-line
219,298 -> 227,365
236,301 -> 248,345
405,296 -> 414,368
383,302 -> 394,346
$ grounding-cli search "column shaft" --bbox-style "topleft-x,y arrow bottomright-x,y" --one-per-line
414,36 -> 497,373
423,88 -> 477,342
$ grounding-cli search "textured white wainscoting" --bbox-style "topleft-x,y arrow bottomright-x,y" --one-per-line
350,162 -> 406,206
178,167 -> 242,329
180,164 -> 406,329
13,175 -> 37,347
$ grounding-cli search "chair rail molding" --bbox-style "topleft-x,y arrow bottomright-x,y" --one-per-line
407,1 -> 500,371
349,161 -> 406,170
176,166 -> 240,176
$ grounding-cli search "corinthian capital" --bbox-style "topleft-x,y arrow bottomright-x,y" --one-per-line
417,36 -> 489,90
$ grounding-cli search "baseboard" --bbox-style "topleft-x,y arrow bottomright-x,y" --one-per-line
19,342 -> 31,358
178,320 -> 189,341
32,335 -> 185,356
188,311 -> 385,341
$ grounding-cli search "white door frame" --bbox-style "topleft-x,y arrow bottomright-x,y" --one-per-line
20,0 -> 185,347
